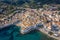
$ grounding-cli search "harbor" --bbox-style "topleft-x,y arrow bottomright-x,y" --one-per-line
0,1 -> 60,40
0,25 -> 57,40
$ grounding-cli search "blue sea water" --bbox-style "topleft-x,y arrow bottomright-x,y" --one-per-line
0,25 -> 56,40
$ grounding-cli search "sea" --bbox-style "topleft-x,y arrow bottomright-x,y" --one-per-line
0,25 -> 56,40
0,1 -> 57,40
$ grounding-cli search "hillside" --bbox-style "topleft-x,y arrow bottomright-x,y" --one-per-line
0,0 -> 60,5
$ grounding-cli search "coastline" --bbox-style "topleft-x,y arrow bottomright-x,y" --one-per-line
37,28 -> 59,40
0,20 -> 20,29
0,25 -> 57,40
0,24 -> 58,40
16,22 -> 58,40
0,1 -> 60,40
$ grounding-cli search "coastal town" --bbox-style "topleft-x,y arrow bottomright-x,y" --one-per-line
0,2 -> 60,40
